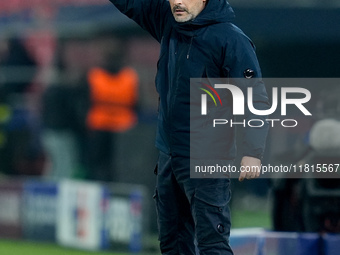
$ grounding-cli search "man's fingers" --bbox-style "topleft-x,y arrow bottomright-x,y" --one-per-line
239,168 -> 261,181
239,156 -> 261,182
246,171 -> 255,180
238,171 -> 246,182
248,169 -> 260,179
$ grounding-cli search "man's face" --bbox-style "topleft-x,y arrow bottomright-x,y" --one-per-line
169,0 -> 206,22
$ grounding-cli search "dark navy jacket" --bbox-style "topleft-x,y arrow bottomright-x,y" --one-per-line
110,0 -> 270,160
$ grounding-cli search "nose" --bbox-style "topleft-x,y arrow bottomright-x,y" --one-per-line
174,0 -> 182,5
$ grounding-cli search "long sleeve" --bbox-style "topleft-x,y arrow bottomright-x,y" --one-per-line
109,0 -> 170,42
222,28 -> 270,159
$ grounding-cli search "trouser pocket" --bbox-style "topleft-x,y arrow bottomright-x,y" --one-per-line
193,183 -> 231,245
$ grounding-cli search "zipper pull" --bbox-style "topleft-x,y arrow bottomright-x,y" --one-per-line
187,36 -> 194,59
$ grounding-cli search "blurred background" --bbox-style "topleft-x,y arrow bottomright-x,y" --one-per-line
0,0 -> 340,254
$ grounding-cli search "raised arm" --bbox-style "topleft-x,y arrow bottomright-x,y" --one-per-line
109,0 -> 170,42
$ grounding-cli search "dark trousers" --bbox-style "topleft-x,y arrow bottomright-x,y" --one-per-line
154,151 -> 234,255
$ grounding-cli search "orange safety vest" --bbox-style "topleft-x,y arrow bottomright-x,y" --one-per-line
86,67 -> 138,132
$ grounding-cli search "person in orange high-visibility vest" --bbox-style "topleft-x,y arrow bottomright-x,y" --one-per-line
85,63 -> 138,181
87,66 -> 138,132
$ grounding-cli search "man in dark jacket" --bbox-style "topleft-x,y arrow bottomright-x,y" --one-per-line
109,0 -> 269,254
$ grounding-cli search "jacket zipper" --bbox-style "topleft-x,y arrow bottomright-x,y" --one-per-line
187,36 -> 194,59
186,23 -> 195,59
168,32 -> 193,154
167,35 -> 178,154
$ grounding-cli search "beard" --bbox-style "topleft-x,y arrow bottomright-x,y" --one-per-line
172,6 -> 195,22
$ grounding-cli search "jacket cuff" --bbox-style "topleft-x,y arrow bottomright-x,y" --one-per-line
242,148 -> 264,160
